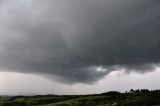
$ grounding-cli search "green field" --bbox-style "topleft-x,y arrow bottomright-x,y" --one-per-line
1,89 -> 160,106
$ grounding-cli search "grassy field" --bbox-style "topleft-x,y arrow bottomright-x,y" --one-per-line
1,89 -> 160,106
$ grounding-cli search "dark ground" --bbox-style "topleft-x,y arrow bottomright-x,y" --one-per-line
0,89 -> 160,106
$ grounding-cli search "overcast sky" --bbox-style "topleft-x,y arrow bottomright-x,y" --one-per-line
0,0 -> 160,95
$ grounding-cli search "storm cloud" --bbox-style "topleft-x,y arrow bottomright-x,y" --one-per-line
0,0 -> 160,84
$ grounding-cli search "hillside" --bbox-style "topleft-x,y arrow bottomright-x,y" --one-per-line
1,89 -> 160,106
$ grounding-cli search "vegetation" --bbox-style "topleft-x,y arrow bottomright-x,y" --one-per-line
0,89 -> 160,106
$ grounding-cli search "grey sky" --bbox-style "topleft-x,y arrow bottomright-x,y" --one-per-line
0,0 -> 160,94
1,68 -> 160,95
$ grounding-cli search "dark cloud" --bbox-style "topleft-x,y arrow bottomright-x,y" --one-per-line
0,0 -> 160,84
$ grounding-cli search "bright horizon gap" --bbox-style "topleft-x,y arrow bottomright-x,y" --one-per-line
0,67 -> 160,95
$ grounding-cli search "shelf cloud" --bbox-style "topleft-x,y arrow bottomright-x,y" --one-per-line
0,0 -> 160,84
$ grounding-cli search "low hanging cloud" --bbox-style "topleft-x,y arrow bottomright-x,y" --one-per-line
0,0 -> 160,84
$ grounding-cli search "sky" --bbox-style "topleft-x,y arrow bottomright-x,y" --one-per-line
0,0 -> 160,95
